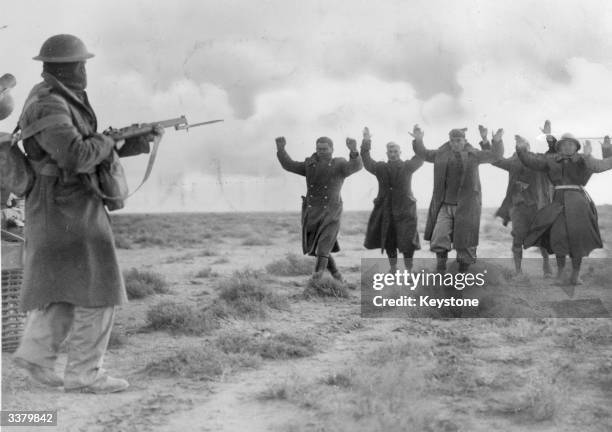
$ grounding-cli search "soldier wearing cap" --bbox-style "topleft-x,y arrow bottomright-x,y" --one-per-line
276,134 -> 362,280
411,124 -> 504,272
12,34 -> 163,393
361,127 -> 423,273
515,132 -> 612,286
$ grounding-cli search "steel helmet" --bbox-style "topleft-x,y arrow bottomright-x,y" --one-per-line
33,34 -> 94,63
0,73 -> 16,120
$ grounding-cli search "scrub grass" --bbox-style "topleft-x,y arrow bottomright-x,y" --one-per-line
265,253 -> 312,276
124,268 -> 169,299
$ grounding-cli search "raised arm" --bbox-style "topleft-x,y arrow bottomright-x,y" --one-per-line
341,137 -> 363,177
515,135 -> 549,172
410,125 -> 436,163
360,127 -> 378,174
405,154 -> 424,172
478,124 -> 492,150
584,154 -> 612,174
276,137 -> 306,176
475,128 -> 504,164
492,155 -> 519,172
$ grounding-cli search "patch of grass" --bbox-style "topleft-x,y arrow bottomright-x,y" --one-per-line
198,248 -> 217,257
265,253 -> 312,276
145,300 -> 219,334
195,267 -> 218,278
142,345 -> 260,380
114,235 -> 133,249
241,234 -> 273,246
212,269 -> 289,318
303,275 -> 349,299
124,268 -> 169,299
212,257 -> 230,265
216,330 -> 316,359
108,329 -> 128,349
322,372 -> 353,388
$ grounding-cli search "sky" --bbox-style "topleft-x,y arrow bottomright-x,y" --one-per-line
3,0 -> 612,212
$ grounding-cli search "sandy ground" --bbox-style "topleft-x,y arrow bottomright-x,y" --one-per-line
2,210 -> 611,431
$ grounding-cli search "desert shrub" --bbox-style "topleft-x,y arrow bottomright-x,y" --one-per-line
303,275 -> 349,299
212,257 -> 230,264
214,269 -> 289,318
124,268 -> 169,299
143,345 -> 259,379
114,235 -> 133,249
198,248 -> 216,257
146,300 -> 218,334
265,253 -> 312,276
195,267 -> 218,278
216,331 -> 316,359
108,329 -> 128,349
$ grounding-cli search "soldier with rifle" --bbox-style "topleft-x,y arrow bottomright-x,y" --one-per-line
12,34 -> 165,393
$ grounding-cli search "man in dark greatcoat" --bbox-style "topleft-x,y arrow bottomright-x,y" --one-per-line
12,35 -> 163,393
276,135 -> 362,280
482,123 -> 554,277
361,127 -> 423,273
411,125 -> 504,272
516,133 -> 612,286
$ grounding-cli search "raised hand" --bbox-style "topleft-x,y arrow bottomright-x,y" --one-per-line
346,137 -> 358,152
540,120 -> 552,135
584,140 -> 592,156
409,124 -> 424,141
478,125 -> 488,141
603,135 -> 611,148
515,135 -> 530,150
275,136 -> 286,151
492,128 -> 504,142
363,127 -> 371,141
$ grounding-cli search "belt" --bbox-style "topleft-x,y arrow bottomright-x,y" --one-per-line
554,185 -> 583,191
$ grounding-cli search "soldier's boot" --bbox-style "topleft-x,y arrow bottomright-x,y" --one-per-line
403,257 -> 413,273
387,257 -> 398,274
66,375 -> 129,394
13,357 -> 63,387
436,251 -> 448,273
569,257 -> 583,285
313,256 -> 328,280
458,262 -> 470,273
555,255 -> 566,283
540,248 -> 553,278
327,255 -> 344,282
512,247 -> 523,275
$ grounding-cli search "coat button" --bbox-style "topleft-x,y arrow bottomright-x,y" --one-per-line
324,186 -> 327,189
389,187 -> 393,190
323,206 -> 327,208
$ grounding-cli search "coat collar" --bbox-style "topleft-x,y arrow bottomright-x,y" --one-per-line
41,71 -> 96,122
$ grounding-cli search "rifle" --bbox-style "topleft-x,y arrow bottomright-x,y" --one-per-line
104,116 -> 223,141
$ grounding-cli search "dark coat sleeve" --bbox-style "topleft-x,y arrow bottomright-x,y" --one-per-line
516,147 -> 549,172
30,95 -> 114,173
475,138 -> 504,164
361,146 -> 378,175
339,151 -> 363,177
584,154 -> 612,173
492,156 -> 517,172
277,147 -> 306,176
412,138 -> 436,163
404,154 -> 424,172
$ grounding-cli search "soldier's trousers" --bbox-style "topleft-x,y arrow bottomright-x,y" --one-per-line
14,302 -> 115,389
430,204 -> 476,264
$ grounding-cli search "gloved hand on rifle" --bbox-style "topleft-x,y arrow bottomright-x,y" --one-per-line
115,124 -> 165,158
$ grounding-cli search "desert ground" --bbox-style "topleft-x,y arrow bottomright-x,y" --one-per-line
2,208 -> 612,432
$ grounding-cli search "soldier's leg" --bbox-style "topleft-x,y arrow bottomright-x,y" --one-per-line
430,205 -> 453,272
402,249 -> 415,272
510,206 -> 528,274
387,249 -> 398,274
540,248 -> 552,278
569,256 -> 583,285
64,306 -> 127,393
457,247 -> 477,272
326,255 -> 344,281
555,254 -> 566,282
13,302 -> 73,386
313,255 -> 329,279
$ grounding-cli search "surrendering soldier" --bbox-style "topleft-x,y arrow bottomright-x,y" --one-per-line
276,135 -> 363,280
411,124 -> 504,273
361,126 -> 423,273
515,133 -> 612,285
482,123 -> 554,277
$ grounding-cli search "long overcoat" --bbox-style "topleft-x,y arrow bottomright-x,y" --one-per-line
361,145 -> 423,253
277,148 -> 362,256
18,72 -> 126,311
517,148 -> 612,257
413,139 -> 503,249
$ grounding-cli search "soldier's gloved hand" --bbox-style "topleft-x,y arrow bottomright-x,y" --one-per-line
275,136 -> 286,151
540,120 -> 552,135
346,138 -> 358,153
409,124 -> 424,141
